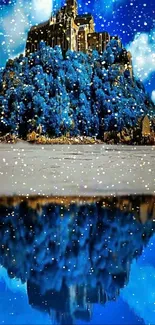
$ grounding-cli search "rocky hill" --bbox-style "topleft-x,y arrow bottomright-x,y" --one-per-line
0,40 -> 154,142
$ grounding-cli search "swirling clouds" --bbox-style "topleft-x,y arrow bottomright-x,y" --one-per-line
127,29 -> 155,102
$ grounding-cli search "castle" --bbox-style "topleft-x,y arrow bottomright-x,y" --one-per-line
26,0 -> 120,55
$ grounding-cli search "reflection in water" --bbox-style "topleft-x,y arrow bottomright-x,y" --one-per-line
0,195 -> 154,325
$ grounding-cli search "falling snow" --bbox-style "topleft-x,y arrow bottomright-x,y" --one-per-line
0,0 -> 155,324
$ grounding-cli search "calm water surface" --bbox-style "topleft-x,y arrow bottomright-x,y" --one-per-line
0,195 -> 155,324
0,143 -> 154,195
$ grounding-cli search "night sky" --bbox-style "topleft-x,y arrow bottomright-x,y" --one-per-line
0,0 -> 155,100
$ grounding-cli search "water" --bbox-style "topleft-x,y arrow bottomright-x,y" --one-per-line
0,143 -> 154,195
0,195 -> 155,325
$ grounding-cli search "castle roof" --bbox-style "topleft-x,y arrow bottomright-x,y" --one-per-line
30,20 -> 49,32
76,13 -> 93,18
75,13 -> 93,25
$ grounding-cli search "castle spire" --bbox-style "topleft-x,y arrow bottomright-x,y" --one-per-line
66,0 -> 78,17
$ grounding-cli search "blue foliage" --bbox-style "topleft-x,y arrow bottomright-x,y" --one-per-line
0,40 -> 154,138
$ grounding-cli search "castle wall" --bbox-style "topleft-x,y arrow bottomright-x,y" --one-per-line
87,32 -> 110,53
71,19 -> 79,51
78,25 -> 90,52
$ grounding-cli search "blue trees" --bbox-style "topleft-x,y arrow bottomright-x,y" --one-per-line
103,46 -> 115,65
76,93 -> 92,135
43,99 -> 61,137
0,40 -> 154,139
0,96 -> 10,135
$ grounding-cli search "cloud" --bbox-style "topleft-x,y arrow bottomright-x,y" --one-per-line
32,0 -> 52,23
2,1 -> 29,50
122,261 -> 155,325
127,29 -> 155,82
0,266 -> 51,325
0,1 -> 29,65
0,0 -> 53,65
0,266 -> 26,293
151,90 -> 155,104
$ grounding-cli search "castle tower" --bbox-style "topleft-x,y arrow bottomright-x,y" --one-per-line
66,0 -> 78,17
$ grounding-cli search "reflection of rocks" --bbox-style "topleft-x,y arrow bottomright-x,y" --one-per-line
0,195 -> 154,222
0,196 -> 155,324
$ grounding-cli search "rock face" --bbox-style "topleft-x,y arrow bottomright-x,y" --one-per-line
0,40 -> 154,141
104,125 -> 155,145
0,196 -> 154,323
27,131 -> 102,144
0,133 -> 18,143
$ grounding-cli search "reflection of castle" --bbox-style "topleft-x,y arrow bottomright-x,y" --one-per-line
27,281 -> 115,325
26,0 -> 117,55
